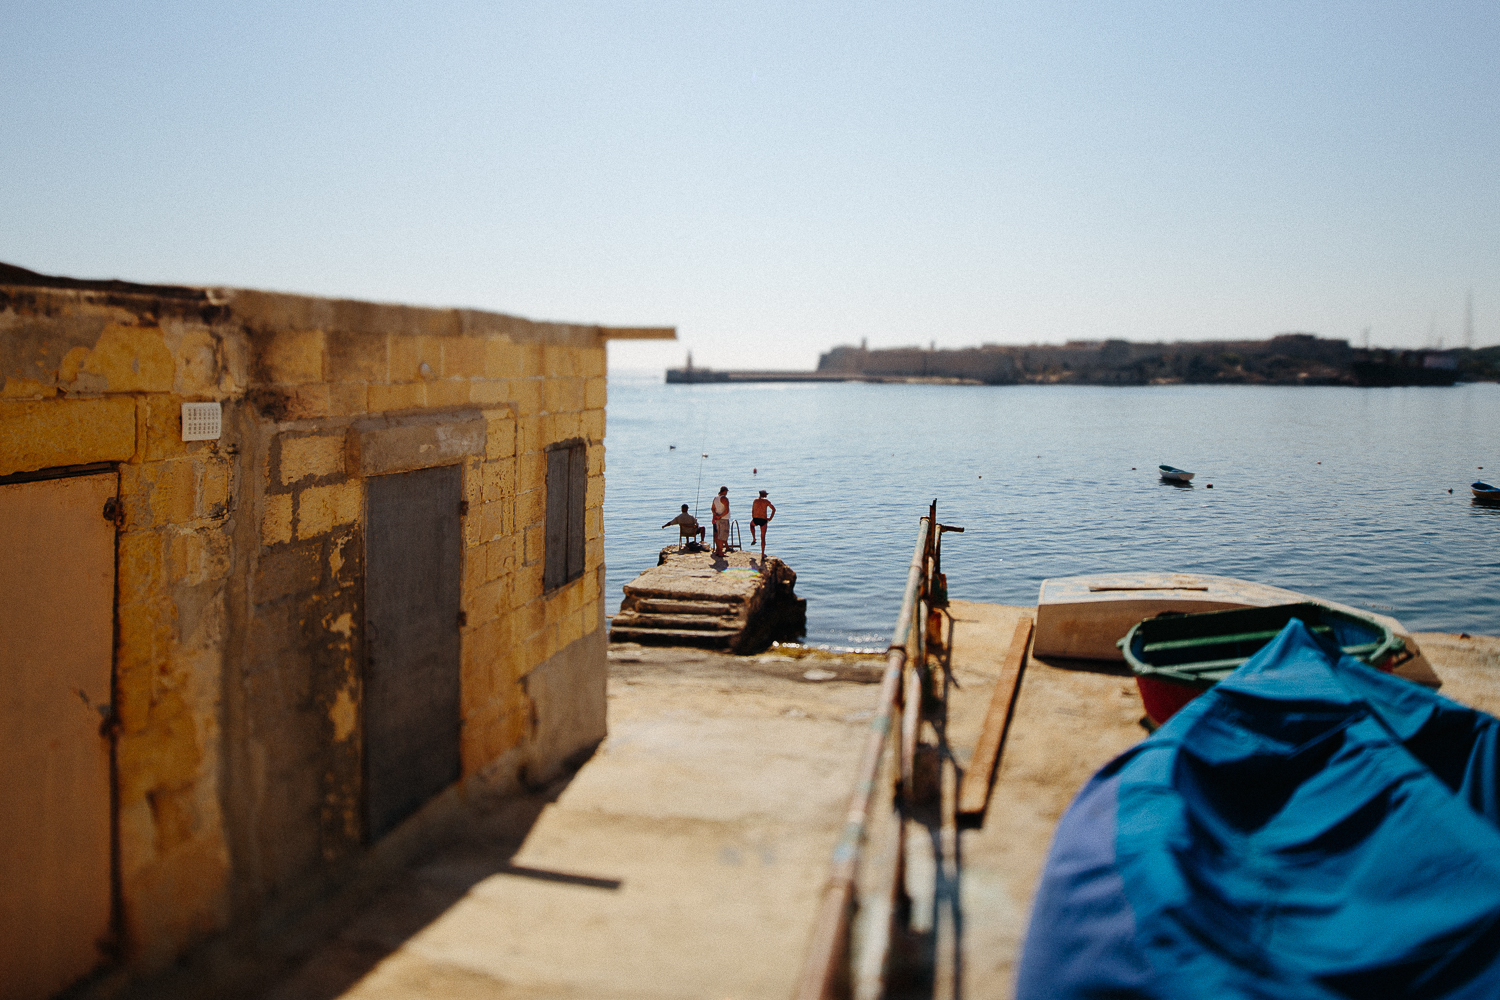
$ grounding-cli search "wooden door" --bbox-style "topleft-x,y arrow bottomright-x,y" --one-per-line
543,442 -> 586,591
363,465 -> 463,840
0,471 -> 117,1000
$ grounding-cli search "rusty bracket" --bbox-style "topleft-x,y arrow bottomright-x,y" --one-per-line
97,703 -> 120,739
101,497 -> 125,529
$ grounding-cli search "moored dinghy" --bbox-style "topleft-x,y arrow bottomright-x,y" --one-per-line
1473,481 -> 1500,503
1031,571 -> 1439,686
1158,464 -> 1193,482
1119,602 -> 1407,725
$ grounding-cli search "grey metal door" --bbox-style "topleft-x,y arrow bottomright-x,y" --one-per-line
363,465 -> 463,840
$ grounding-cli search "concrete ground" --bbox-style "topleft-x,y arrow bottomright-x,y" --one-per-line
155,611 -> 1500,1000
896,603 -> 1500,1000
251,644 -> 887,1000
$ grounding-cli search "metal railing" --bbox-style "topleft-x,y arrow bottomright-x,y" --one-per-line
793,501 -> 960,1000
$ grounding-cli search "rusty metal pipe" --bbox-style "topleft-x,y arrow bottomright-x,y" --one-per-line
890,516 -> 931,658
900,596 -> 924,800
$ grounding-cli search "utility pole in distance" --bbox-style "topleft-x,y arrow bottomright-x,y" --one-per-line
1465,289 -> 1474,349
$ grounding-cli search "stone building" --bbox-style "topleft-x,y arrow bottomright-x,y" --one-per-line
816,333 -> 1360,385
0,263 -> 671,999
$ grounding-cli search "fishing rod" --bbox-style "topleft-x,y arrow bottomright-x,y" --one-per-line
694,445 -> 707,521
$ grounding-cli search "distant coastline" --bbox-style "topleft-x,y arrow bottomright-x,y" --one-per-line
668,334 -> 1500,387
664,369 -> 984,386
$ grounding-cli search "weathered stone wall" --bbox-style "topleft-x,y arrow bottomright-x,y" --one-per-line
227,305 -> 609,914
817,343 -> 1017,382
0,273 -> 634,986
1,286 -> 241,971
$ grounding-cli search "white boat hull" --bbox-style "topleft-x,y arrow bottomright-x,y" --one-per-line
1033,571 -> 1438,687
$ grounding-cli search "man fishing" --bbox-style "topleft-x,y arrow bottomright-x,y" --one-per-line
749,490 -> 776,557
662,504 -> 705,548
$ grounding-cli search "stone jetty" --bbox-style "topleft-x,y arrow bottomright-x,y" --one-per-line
609,548 -> 806,652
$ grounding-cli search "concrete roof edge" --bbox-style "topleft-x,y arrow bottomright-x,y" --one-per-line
0,265 -> 668,344
212,289 -> 618,344
599,326 -> 677,340
0,261 -> 209,300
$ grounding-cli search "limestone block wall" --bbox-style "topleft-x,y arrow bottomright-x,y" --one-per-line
1,286 -> 243,972
228,299 -> 612,913
0,269 -> 656,987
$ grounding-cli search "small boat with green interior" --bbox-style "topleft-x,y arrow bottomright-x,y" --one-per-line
1120,601 -> 1407,724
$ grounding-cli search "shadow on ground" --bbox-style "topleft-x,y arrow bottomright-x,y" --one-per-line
258,780 -> 611,1000
112,766 -> 598,1000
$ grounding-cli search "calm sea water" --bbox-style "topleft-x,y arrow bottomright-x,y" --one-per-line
602,372 -> 1500,648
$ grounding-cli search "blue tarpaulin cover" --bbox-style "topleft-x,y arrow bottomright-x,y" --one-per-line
1016,619 -> 1500,999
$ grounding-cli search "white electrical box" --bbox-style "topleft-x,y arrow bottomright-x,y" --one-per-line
181,402 -> 222,442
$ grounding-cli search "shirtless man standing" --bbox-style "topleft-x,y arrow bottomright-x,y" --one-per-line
711,486 -> 731,556
750,490 -> 776,556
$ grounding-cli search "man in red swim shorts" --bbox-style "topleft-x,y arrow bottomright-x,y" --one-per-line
750,490 -> 776,557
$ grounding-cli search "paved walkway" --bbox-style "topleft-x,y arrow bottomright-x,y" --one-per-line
148,610 -> 1500,1000
256,646 -> 885,1000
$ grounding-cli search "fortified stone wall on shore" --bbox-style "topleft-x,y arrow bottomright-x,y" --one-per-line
818,334 -> 1492,385
0,264 -> 659,993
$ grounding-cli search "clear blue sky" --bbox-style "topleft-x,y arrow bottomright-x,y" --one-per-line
4,2 -> 1498,369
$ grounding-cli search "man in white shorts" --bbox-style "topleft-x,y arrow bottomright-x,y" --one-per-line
711,486 -> 730,556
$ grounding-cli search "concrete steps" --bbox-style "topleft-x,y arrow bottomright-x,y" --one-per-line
608,625 -> 741,648
611,611 -> 743,632
609,548 -> 805,653
634,598 -> 739,615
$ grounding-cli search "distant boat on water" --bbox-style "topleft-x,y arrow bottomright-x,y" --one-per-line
1159,465 -> 1194,482
1474,481 -> 1500,503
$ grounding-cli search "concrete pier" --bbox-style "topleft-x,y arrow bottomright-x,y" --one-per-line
610,548 -> 806,652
